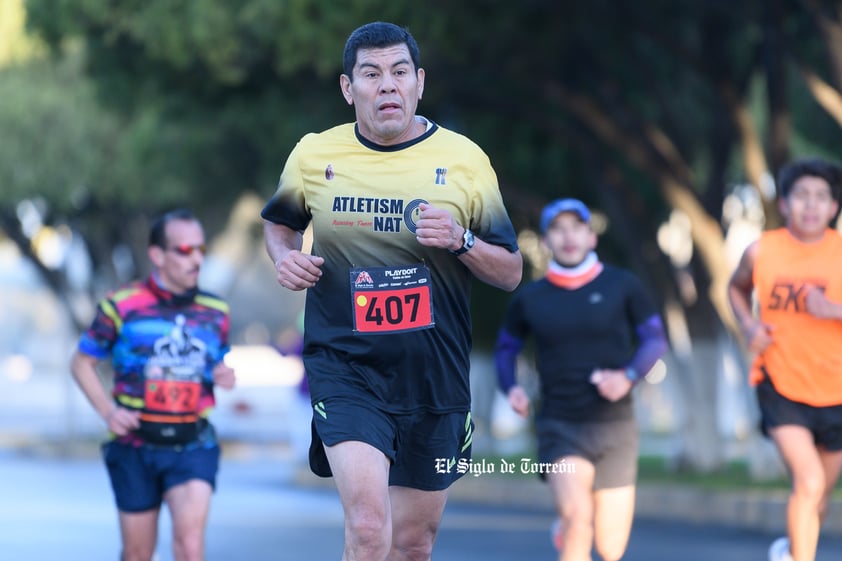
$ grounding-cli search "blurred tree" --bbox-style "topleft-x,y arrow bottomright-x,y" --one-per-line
0,52 -> 131,330
0,0 -> 41,64
11,0 -> 842,471
434,0 -> 842,472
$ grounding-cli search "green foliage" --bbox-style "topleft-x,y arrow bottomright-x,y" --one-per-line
477,453 -> 793,490
0,55 -> 118,212
17,0 -> 842,213
11,0 -> 842,349
0,53 -> 260,215
21,0 -> 416,211
636,455 -> 790,491
0,0 -> 42,65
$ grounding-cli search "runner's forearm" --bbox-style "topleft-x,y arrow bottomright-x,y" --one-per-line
70,351 -> 116,420
494,328 -> 524,393
458,241 -> 522,291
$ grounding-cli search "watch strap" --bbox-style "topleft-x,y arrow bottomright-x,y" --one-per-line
449,228 -> 474,256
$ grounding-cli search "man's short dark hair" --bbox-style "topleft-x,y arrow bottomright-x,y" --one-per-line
149,208 -> 199,248
342,21 -> 420,80
778,157 -> 842,201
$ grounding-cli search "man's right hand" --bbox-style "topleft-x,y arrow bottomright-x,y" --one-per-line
274,250 -> 325,290
742,320 -> 774,354
106,407 -> 141,436
507,385 -> 531,418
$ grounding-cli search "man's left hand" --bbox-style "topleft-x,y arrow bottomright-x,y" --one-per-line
213,361 -> 236,390
414,203 -> 463,251
590,368 -> 633,402
805,284 -> 842,320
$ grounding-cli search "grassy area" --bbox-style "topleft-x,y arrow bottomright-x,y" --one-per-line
636,455 -> 790,492
473,452 -> 793,492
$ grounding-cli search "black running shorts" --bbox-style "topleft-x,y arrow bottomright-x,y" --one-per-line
309,396 -> 474,491
535,416 -> 639,489
756,376 -> 842,451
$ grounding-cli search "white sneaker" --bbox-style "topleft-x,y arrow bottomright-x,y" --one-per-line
768,537 -> 793,561
550,517 -> 564,552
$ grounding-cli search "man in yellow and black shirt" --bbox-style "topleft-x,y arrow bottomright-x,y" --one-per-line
261,21 -> 521,561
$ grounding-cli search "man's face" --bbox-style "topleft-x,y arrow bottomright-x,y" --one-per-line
340,43 -> 425,146
780,175 -> 839,241
148,219 -> 206,294
543,212 -> 596,267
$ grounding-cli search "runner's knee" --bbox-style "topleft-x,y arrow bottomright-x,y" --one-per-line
121,545 -> 156,561
346,508 -> 391,555
792,470 -> 826,503
391,519 -> 438,561
390,540 -> 435,561
558,497 -> 592,527
559,509 -> 593,541
172,530 -> 203,561
595,535 -> 628,561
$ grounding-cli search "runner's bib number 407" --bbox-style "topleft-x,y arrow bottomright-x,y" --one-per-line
350,264 -> 435,334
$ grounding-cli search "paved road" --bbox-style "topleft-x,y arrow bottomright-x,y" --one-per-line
3,449 -> 842,561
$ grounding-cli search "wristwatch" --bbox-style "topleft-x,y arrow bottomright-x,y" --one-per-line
449,228 -> 475,256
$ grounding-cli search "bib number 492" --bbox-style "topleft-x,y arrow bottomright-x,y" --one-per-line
145,379 -> 200,414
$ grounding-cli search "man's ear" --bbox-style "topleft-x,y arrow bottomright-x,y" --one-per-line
340,74 -> 354,106
417,67 -> 425,100
148,245 -> 165,268
777,197 -> 790,219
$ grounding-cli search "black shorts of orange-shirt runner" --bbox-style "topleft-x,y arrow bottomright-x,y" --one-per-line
756,376 -> 842,451
309,395 -> 473,491
535,417 -> 639,490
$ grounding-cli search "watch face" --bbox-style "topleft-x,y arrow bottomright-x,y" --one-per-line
450,229 -> 475,255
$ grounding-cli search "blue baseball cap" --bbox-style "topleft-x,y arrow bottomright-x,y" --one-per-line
539,198 -> 591,233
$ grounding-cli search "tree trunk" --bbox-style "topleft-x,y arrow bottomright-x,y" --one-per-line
804,0 -> 842,89
764,0 -> 791,182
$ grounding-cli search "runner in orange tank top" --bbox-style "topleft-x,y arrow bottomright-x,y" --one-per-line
729,157 -> 842,561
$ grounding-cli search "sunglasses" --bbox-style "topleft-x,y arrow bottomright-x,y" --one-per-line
167,244 -> 207,256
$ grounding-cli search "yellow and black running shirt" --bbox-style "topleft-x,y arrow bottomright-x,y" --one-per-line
262,120 -> 519,414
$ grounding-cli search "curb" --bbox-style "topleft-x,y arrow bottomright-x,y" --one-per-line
294,465 -> 838,538
8,435 -> 842,537
447,474 -> 842,537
